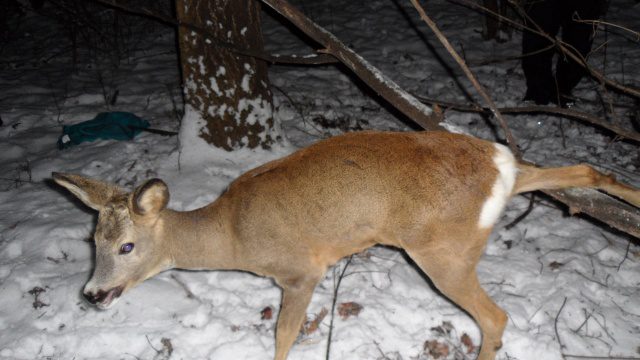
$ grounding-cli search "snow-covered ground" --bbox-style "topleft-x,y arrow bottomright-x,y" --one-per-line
1,0 -> 639,359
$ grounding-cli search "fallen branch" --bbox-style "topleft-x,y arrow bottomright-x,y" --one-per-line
544,188 -> 640,239
260,0 -> 443,132
415,95 -> 640,143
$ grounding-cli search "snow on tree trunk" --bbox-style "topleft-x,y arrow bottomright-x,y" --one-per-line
175,0 -> 280,155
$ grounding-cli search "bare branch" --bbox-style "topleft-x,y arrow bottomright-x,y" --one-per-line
574,18 -> 640,42
260,0 -> 443,131
449,0 -> 640,99
415,96 -> 640,143
269,53 -> 338,65
92,0 -> 337,66
409,0 -> 520,157
410,2 -> 640,237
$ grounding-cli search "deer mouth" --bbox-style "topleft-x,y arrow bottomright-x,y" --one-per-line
95,286 -> 124,309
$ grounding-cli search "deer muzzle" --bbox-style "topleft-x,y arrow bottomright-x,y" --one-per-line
83,285 -> 124,309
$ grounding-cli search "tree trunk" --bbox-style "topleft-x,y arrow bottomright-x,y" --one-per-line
175,0 -> 280,151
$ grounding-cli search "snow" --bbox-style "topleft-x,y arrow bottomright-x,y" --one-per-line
1,0 -> 639,360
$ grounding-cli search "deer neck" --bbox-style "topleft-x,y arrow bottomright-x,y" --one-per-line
159,199 -> 241,271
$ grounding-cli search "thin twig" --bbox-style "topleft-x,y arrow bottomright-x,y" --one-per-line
409,0 -> 520,158
326,255 -> 353,360
469,43 -> 556,66
554,297 -> 568,355
574,18 -> 640,42
448,0 -> 640,99
92,0 -> 337,65
505,194 -> 536,230
616,240 -> 632,271
145,335 -> 160,352
574,270 -> 608,288
261,0 -> 442,131
170,274 -> 197,300
571,308 -> 594,334
414,95 -> 640,143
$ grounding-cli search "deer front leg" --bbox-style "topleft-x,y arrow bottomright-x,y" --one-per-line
274,276 -> 321,360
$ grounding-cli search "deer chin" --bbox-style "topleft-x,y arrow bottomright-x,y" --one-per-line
96,286 -> 124,310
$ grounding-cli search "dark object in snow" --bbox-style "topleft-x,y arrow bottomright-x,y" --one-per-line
28,286 -> 49,309
337,301 -> 363,320
261,306 -> 273,320
521,0 -> 609,106
57,112 -> 176,149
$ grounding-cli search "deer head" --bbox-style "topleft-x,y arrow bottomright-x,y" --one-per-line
53,173 -> 173,309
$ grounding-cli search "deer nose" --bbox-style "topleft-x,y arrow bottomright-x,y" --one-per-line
83,290 -> 107,305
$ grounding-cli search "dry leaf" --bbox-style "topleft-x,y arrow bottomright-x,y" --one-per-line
423,340 -> 450,359
549,261 -> 564,270
338,302 -> 363,320
301,307 -> 328,335
461,333 -> 475,354
261,306 -> 273,320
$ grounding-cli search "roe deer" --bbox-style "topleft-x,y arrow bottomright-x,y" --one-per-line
52,131 -> 640,360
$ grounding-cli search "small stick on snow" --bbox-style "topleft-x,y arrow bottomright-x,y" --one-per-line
326,255 -> 354,360
170,274 -> 198,300
616,240 -> 632,272
574,270 -> 609,288
145,335 -> 161,353
505,194 -> 536,230
554,297 -> 568,356
572,308 -> 594,334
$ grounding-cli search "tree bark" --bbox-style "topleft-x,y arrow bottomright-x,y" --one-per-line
176,0 -> 280,151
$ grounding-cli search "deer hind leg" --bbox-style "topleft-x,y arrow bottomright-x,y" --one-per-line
274,274 -> 322,360
516,164 -> 640,207
406,245 -> 507,360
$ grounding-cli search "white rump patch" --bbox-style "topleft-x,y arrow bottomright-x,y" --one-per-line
478,144 -> 517,228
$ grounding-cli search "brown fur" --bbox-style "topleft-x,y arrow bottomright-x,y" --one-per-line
53,131 -> 640,360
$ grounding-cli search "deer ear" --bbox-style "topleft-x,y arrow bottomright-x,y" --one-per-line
52,172 -> 121,211
131,179 -> 169,216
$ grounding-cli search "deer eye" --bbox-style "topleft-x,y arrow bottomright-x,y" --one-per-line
120,243 -> 134,254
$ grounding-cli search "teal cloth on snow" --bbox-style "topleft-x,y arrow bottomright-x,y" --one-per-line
58,112 -> 150,149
